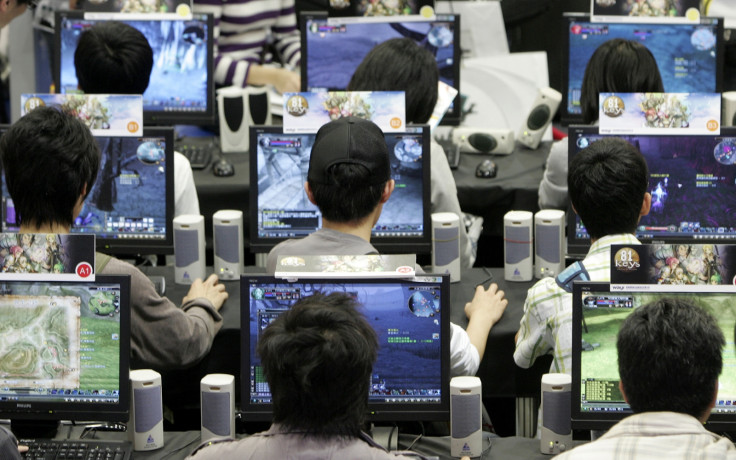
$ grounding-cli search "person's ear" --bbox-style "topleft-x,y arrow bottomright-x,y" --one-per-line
380,179 -> 395,204
304,182 -> 317,206
619,380 -> 629,405
640,192 -> 652,217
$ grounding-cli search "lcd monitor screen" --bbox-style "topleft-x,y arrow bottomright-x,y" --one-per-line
562,13 -> 723,124
55,11 -> 215,126
572,281 -> 736,432
567,126 -> 736,257
1,127 -> 175,255
249,125 -> 431,254
241,274 -> 450,422
300,12 -> 461,125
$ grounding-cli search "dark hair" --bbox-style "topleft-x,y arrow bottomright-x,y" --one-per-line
618,298 -> 724,419
257,292 -> 378,437
0,107 -> 100,229
309,164 -> 387,223
580,38 -> 664,124
568,137 -> 648,239
74,21 -> 153,95
348,38 -> 438,124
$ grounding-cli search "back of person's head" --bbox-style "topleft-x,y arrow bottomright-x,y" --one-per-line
74,21 -> 153,95
568,137 -> 648,239
0,107 -> 100,230
618,298 -> 724,420
347,38 -> 438,124
307,116 -> 391,223
580,38 -> 664,124
257,291 -> 378,437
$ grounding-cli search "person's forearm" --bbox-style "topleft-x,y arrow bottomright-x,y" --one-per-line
465,314 -> 496,362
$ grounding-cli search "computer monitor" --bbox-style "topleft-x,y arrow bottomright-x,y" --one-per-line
54,11 -> 215,126
572,281 -> 736,432
299,12 -> 461,125
561,13 -> 723,125
241,274 -> 450,422
566,126 -> 736,257
0,127 -> 175,256
249,124 -> 431,254
0,275 -> 131,436
295,0 -> 434,18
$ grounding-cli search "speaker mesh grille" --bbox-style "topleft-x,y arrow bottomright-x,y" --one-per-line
249,92 -> 271,125
536,225 -> 560,263
542,390 -> 571,435
434,227 -> 459,266
505,226 -> 531,264
215,225 -> 240,263
527,105 -> 551,130
451,393 -> 481,438
202,391 -> 231,436
175,228 -> 200,268
134,387 -> 162,433
223,96 -> 244,132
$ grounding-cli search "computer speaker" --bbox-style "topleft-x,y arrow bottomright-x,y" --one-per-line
540,373 -> 572,455
201,374 -> 235,443
129,369 -> 164,451
504,210 -> 533,282
174,214 -> 206,285
452,127 -> 515,155
518,87 -> 562,150
431,212 -> 461,283
213,210 -> 243,281
217,85 -> 272,153
450,376 -> 482,458
534,210 -> 565,279
722,92 -> 736,127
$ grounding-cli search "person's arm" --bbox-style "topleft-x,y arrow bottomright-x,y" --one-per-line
463,283 -> 508,362
538,138 -> 569,210
0,426 -> 22,460
246,65 -> 300,94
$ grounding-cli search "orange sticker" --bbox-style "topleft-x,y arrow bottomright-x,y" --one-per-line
127,121 -> 140,133
707,119 -> 719,132
390,117 -> 402,129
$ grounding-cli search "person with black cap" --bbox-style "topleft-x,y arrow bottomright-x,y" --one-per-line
266,116 -> 508,378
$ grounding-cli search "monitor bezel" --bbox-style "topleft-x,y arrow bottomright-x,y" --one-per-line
53,11 -> 216,126
0,274 -> 131,423
298,11 -> 462,126
572,281 -> 736,432
239,274 -> 452,423
560,13 -> 724,126
248,124 -> 432,255
565,125 -> 736,258
294,0 -> 435,19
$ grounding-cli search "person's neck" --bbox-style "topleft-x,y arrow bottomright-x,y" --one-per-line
20,223 -> 71,234
322,219 -> 373,242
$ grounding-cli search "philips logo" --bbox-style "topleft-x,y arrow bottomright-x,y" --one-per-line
17,403 -> 32,409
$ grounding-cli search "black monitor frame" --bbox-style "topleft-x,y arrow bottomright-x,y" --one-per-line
572,281 -> 736,432
298,11 -> 461,126
240,274 -> 451,423
248,124 -> 432,254
0,126 -> 175,256
53,11 -> 216,126
566,125 -> 736,258
0,275 -> 131,430
560,13 -> 724,126
294,0 -> 435,19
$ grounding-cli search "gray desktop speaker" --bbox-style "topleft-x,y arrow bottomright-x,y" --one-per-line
213,210 -> 244,281
129,369 -> 164,451
722,92 -> 736,127
452,127 -> 515,155
217,85 -> 272,153
450,376 -> 482,458
200,374 -> 235,443
518,87 -> 562,150
431,212 -> 461,282
534,210 -> 565,279
504,211 -> 533,281
174,214 -> 206,285
540,373 -> 572,455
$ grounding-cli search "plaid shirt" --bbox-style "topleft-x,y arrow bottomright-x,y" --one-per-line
514,233 -> 641,373
554,412 -> 736,460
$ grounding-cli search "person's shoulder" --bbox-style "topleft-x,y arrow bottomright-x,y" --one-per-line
526,275 -> 566,303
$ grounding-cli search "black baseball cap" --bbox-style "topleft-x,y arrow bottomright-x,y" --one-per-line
307,116 -> 390,185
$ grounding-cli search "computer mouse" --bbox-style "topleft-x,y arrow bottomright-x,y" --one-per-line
213,159 -> 235,177
476,159 -> 497,179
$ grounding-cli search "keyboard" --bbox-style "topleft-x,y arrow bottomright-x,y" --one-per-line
19,439 -> 132,460
177,141 -> 215,170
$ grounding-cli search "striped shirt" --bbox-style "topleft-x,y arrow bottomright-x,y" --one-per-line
193,0 -> 301,87
554,412 -> 736,460
514,233 -> 641,374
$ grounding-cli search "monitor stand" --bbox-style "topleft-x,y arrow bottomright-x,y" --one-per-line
369,424 -> 399,451
11,419 -> 60,439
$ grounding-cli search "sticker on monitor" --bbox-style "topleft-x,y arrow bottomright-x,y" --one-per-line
590,0 -> 702,23
598,92 -> 721,135
0,233 -> 95,281
275,254 -> 416,278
